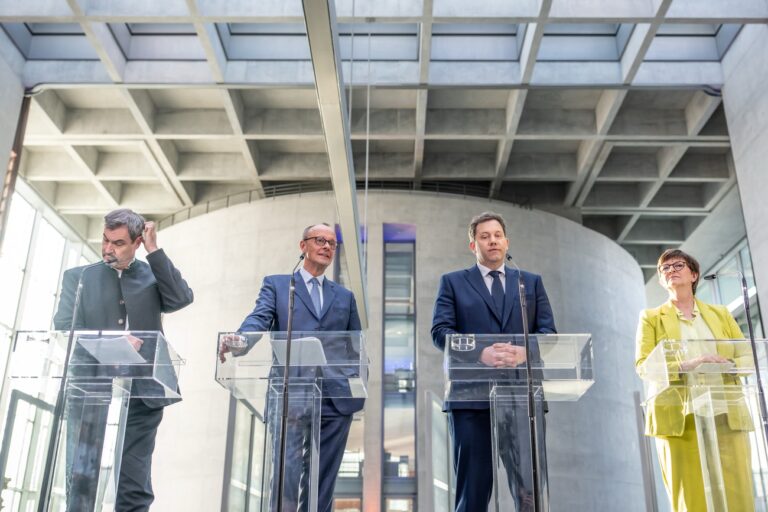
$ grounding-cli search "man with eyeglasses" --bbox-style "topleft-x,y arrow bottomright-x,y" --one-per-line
223,223 -> 362,512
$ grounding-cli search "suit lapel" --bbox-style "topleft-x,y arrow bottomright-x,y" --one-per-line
502,266 -> 517,328
293,272 -> 320,320
318,279 -> 337,321
697,299 -> 726,339
464,266 -> 502,324
659,302 -> 681,341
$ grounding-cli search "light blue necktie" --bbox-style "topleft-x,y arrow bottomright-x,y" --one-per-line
309,277 -> 322,316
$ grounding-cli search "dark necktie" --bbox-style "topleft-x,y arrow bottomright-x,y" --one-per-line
489,270 -> 505,316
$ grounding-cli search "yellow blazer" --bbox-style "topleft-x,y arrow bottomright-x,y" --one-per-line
635,299 -> 754,437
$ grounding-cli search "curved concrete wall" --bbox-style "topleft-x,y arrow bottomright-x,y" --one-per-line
151,190 -> 648,511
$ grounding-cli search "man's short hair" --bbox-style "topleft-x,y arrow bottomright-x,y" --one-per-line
468,212 -> 507,241
104,209 -> 145,241
302,223 -> 332,240
657,248 -> 701,294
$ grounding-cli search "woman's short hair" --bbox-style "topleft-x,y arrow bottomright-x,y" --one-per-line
657,248 -> 701,294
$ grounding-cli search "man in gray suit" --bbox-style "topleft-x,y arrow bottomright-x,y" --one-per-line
54,208 -> 193,512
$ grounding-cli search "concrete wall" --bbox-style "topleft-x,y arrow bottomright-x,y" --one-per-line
0,53 -> 24,205
722,24 -> 768,321
152,190 -> 648,511
645,186 -> 747,306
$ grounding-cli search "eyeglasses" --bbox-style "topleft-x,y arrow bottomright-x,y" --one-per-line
304,236 -> 337,249
658,261 -> 687,274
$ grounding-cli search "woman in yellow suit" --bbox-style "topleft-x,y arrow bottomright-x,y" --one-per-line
636,249 -> 755,512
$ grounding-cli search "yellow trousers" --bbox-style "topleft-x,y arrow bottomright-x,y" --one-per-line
655,414 -> 754,512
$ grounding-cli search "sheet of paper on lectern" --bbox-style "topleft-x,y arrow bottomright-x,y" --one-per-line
78,337 -> 145,365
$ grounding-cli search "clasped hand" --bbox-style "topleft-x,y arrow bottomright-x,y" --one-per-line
480,343 -> 526,368
678,353 -> 730,372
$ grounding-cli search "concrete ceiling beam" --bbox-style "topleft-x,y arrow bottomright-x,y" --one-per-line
566,89 -> 627,205
490,90 -> 527,197
620,0 -> 673,84
303,0 -> 369,326
413,0 -> 433,188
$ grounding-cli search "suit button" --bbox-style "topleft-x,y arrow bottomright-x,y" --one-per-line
119,299 -> 125,305
118,319 -> 124,325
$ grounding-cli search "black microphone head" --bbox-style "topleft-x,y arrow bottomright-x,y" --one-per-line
505,253 -> 513,261
703,274 -> 717,280
299,254 -> 305,260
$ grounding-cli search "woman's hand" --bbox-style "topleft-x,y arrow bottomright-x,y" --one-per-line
679,353 -> 730,372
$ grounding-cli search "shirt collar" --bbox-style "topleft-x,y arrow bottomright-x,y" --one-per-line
109,258 -> 136,273
477,262 -> 505,278
673,301 -> 700,320
299,266 -> 324,287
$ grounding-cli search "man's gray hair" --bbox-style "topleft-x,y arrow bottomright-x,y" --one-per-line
468,211 -> 506,241
104,209 -> 145,241
302,223 -> 332,240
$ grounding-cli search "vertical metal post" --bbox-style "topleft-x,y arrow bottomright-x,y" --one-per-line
0,96 -> 31,252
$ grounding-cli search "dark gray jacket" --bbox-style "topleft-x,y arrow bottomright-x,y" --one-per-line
53,249 -> 193,408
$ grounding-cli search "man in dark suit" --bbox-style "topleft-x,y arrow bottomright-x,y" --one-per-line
221,222 -> 362,512
431,211 -> 556,512
54,208 -> 193,512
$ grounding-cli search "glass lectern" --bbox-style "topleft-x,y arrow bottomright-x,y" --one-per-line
1,330 -> 182,511
444,333 -> 593,512
639,338 -> 768,511
216,331 -> 367,512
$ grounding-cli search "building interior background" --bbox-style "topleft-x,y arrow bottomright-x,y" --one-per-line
1,1 -> 768,511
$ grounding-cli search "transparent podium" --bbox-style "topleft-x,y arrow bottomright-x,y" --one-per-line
216,331 -> 367,512
638,339 -> 768,511
1,330 -> 182,511
444,333 -> 593,512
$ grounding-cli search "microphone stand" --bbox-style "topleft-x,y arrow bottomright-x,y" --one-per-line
506,254 -> 541,512
276,255 -> 305,512
38,261 -> 102,512
704,271 -> 768,450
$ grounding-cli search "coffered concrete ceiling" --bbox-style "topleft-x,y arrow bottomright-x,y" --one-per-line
3,0 -> 765,281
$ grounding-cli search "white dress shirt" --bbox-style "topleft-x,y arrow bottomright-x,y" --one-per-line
299,266 -> 325,310
476,262 -> 506,294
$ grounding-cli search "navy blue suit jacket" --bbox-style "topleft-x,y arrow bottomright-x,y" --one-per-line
239,272 -> 364,416
431,265 -> 557,410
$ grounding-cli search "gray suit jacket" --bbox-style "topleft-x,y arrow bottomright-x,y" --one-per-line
53,249 -> 193,408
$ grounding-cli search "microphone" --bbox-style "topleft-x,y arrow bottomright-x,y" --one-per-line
72,260 -> 105,322
505,252 -> 520,272
38,258 -> 105,509
703,271 -> 741,281
291,254 -> 305,274
505,258 -> 541,510
278,255 -> 305,510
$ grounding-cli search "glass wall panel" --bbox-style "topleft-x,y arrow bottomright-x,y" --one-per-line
695,279 -> 716,305
223,398 -> 267,511
430,394 -> 452,512
702,240 -> 767,509
331,225 -> 364,503
384,497 -> 415,512
382,225 -> 417,506
333,497 -> 362,511
18,218 -> 65,330
227,400 -> 253,510
0,189 -> 96,512
716,256 -> 742,306
0,196 -> 35,329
